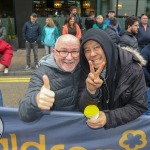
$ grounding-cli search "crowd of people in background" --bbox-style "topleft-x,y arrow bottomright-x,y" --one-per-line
1,5 -> 150,126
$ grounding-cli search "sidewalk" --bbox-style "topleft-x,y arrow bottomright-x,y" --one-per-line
0,48 -> 46,76
0,48 -> 46,107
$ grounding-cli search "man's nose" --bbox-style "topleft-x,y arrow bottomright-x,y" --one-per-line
90,49 -> 96,56
66,53 -> 73,59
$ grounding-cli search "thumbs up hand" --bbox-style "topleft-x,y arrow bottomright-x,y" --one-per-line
36,75 -> 55,110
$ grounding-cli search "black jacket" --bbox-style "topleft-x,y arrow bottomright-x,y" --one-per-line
104,25 -> 120,44
119,30 -> 138,50
22,21 -> 41,43
79,28 -> 148,128
141,43 -> 150,87
85,17 -> 95,31
137,22 -> 150,45
19,54 -> 81,122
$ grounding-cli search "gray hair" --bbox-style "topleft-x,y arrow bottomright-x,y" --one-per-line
96,15 -> 103,19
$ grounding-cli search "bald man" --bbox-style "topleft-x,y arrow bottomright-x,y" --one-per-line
19,34 -> 81,122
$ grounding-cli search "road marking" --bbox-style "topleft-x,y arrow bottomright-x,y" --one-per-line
0,78 -> 30,82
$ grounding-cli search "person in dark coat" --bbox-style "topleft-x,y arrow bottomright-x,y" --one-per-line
104,10 -> 122,34
104,17 -> 120,44
141,43 -> 150,114
78,28 -> 148,129
118,16 -> 139,50
22,13 -> 41,71
19,34 -> 81,122
85,11 -> 95,31
136,14 -> 150,52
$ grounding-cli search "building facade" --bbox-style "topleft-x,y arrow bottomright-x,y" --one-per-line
0,0 -> 150,48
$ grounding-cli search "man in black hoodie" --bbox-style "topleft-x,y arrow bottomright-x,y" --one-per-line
79,28 -> 148,129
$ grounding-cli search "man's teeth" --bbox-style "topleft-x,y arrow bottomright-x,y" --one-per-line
65,62 -> 73,64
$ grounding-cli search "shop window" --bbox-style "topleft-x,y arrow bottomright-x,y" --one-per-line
0,0 -> 14,18
33,0 -> 97,17
82,0 -> 96,17
33,0 -> 47,17
111,0 -> 148,18
144,0 -> 150,18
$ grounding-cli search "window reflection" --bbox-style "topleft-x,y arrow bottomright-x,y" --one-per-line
33,0 -> 97,17
0,0 -> 14,18
0,0 -> 149,19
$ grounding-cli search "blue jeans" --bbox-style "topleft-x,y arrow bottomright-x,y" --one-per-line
0,90 -> 3,107
144,87 -> 150,115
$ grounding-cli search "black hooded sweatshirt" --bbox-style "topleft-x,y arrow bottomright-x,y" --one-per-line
79,28 -> 148,128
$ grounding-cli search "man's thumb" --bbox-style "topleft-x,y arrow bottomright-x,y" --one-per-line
43,75 -> 50,89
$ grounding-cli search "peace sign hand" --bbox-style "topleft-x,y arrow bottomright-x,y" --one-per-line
86,61 -> 105,94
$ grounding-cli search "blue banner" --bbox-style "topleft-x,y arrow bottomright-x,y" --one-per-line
0,107 -> 150,150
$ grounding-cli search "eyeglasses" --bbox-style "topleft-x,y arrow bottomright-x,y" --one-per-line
55,49 -> 79,58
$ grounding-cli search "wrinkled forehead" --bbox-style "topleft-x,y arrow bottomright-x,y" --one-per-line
141,15 -> 148,20
83,40 -> 100,47
57,39 -> 80,50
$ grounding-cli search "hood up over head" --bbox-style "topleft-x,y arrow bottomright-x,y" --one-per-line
80,28 -> 119,102
80,28 -> 146,104
80,28 -> 119,80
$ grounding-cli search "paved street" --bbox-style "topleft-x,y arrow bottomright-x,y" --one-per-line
0,79 -> 29,107
0,48 -> 46,108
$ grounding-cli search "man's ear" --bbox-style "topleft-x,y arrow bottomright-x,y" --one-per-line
127,25 -> 131,32
128,25 -> 131,29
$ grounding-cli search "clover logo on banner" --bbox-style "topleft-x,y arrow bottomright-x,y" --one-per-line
119,130 -> 147,150
0,118 -> 4,138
